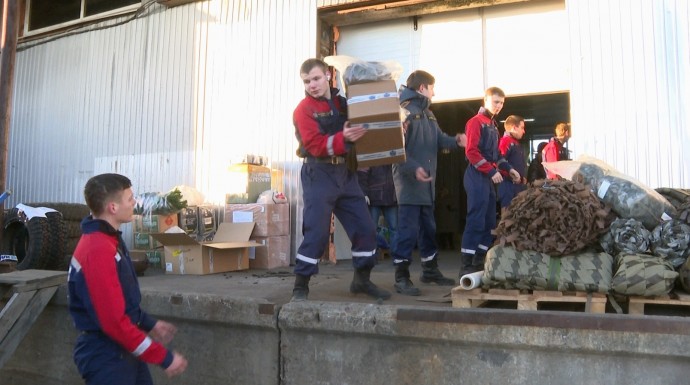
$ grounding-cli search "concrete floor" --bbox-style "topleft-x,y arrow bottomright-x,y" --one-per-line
139,250 -> 461,308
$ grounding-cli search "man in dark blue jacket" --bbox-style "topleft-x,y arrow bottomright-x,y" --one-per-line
391,70 -> 467,296
358,165 -> 398,252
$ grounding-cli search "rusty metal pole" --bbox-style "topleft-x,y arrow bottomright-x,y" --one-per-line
0,0 -> 20,241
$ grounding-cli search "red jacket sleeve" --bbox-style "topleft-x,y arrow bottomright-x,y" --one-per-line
83,242 -> 171,367
293,99 -> 347,157
465,117 -> 497,176
542,141 -> 559,179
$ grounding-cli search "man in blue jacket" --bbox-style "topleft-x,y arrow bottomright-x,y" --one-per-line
391,70 -> 467,296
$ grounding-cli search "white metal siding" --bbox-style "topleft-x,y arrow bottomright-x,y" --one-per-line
10,0 -> 317,252
335,1 -> 570,101
567,0 -> 689,188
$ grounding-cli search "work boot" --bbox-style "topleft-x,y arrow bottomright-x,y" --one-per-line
394,265 -> 421,296
472,253 -> 486,272
291,274 -> 310,302
419,258 -> 455,286
350,267 -> 392,300
458,254 -> 478,280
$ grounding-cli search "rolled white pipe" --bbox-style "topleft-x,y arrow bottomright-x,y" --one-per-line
459,270 -> 484,290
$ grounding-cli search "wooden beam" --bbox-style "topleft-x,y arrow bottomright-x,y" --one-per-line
320,0 -> 532,27
0,0 -> 19,240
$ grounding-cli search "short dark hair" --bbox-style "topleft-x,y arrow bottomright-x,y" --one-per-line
485,87 -> 505,98
504,115 -> 524,129
84,173 -> 132,216
300,58 -> 328,75
406,70 -> 435,91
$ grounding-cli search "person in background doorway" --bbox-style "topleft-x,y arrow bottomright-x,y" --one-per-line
526,141 -> 548,184
542,122 -> 571,179
497,115 -> 528,216
68,173 -> 187,384
391,70 -> 467,296
358,165 -> 398,254
460,87 -> 521,279
291,58 -> 390,302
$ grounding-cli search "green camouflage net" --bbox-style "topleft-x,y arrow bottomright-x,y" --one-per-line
599,218 -> 651,255
650,219 -> 690,268
481,246 -> 613,294
611,253 -> 677,297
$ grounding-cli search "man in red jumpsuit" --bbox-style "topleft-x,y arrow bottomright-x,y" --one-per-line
291,58 -> 391,302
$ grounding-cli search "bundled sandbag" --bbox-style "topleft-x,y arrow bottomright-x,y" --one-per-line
650,219 -> 690,268
611,253 -> 677,296
599,218 -> 651,255
550,156 -> 677,230
481,246 -> 613,294
494,179 -> 613,256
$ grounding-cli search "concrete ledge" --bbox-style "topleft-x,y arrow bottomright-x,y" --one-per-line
5,286 -> 690,385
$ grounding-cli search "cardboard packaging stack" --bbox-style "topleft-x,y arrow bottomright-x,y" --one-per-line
224,203 -> 290,269
131,214 -> 178,269
177,205 -> 216,241
151,222 -> 259,275
346,80 -> 406,167
226,163 -> 271,204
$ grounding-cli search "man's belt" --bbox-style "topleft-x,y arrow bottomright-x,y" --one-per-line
304,156 -> 346,165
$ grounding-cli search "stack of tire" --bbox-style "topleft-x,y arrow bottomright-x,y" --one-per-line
2,202 -> 90,271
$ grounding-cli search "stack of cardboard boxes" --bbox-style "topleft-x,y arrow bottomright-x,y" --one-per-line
223,203 -> 290,269
346,80 -> 406,167
130,214 -> 178,269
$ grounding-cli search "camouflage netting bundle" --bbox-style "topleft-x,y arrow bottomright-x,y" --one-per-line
134,188 -> 188,215
570,157 -> 676,230
611,253 -> 678,297
481,246 -> 613,293
494,179 -> 613,256
677,257 -> 690,292
599,218 -> 651,255
655,188 -> 690,209
650,219 -> 690,268
679,202 -> 690,226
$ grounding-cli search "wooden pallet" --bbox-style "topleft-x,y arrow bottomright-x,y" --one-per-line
627,291 -> 690,315
451,287 -> 607,313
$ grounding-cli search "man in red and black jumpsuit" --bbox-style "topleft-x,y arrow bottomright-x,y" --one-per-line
291,58 -> 391,302
543,122 -> 571,179
68,173 -> 187,384
460,87 -> 520,278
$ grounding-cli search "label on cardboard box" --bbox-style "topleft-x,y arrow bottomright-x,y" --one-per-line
357,148 -> 405,162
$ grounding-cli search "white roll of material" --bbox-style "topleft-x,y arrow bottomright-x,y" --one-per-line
459,271 -> 484,290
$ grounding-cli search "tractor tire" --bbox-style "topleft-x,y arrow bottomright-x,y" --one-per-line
26,202 -> 90,222
64,221 -> 83,238
2,208 -> 68,270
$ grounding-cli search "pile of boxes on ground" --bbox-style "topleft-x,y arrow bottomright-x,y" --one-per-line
131,162 -> 290,275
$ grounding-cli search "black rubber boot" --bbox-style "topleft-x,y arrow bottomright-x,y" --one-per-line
419,258 -> 456,286
394,264 -> 421,296
291,274 -> 310,302
458,254 -> 478,280
350,267 -> 391,300
472,253 -> 486,272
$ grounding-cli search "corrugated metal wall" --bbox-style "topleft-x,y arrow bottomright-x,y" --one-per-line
10,0 -> 318,251
567,0 -> 689,188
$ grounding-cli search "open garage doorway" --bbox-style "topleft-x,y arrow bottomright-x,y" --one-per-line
429,92 -> 571,249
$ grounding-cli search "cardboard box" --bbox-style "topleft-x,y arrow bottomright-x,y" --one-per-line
249,235 -> 291,269
177,207 -> 199,235
223,203 -> 289,237
346,80 -> 406,167
130,250 -> 164,269
132,232 -> 161,250
151,222 -> 259,275
226,163 -> 271,204
134,214 -> 179,234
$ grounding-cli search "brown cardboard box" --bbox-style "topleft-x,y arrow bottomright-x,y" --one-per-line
346,80 -> 406,167
249,235 -> 291,269
226,163 -> 271,204
130,250 -> 164,269
151,222 -> 259,275
134,214 -> 179,234
132,233 -> 161,251
223,203 -> 289,237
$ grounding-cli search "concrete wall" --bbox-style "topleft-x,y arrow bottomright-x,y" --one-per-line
4,286 -> 690,384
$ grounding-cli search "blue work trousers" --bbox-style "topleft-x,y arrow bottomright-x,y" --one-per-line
497,179 -> 526,208
369,205 -> 398,252
461,167 -> 497,257
74,332 -> 153,385
392,204 -> 438,266
295,162 -> 378,276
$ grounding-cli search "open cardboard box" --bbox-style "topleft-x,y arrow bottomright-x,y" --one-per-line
151,222 -> 259,275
